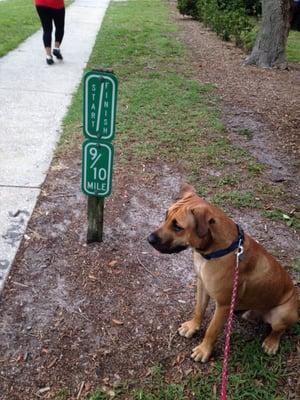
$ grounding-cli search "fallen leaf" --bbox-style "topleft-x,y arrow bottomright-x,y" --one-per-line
47,357 -> 58,369
184,368 -> 193,376
109,260 -> 118,267
37,387 -> 50,395
112,319 -> 123,325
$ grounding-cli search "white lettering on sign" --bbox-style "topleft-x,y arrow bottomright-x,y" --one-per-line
93,168 -> 107,180
89,148 -> 102,169
84,73 -> 117,140
87,182 -> 107,191
97,182 -> 107,191
87,182 -> 94,190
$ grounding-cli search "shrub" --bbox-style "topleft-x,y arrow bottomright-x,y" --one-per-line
177,0 -> 198,18
243,0 -> 261,16
177,0 -> 255,48
197,0 -> 254,45
240,24 -> 259,50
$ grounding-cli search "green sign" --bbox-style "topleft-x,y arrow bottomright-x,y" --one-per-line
83,71 -> 118,141
81,141 -> 114,197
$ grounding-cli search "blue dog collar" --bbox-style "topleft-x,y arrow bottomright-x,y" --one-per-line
202,224 -> 244,260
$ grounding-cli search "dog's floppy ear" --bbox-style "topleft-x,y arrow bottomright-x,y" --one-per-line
191,207 -> 215,238
176,183 -> 196,200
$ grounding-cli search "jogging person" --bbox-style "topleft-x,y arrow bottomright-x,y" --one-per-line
35,0 -> 65,65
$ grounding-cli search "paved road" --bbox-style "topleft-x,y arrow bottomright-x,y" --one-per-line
0,0 -> 111,291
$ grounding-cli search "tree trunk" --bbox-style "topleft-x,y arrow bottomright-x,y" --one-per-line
245,0 -> 292,69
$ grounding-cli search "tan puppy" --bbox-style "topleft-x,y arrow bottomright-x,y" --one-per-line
147,184 -> 298,362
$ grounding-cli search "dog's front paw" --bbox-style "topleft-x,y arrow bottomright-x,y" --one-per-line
262,336 -> 279,355
178,319 -> 200,338
191,343 -> 212,363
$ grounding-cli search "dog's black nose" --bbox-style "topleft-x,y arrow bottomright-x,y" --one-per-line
147,233 -> 159,245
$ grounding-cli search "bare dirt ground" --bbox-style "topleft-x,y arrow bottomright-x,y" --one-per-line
0,3 -> 299,399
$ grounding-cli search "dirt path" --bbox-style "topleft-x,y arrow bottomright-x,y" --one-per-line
0,3 -> 299,399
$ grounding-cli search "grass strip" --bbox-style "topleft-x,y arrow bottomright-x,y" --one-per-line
0,0 -> 72,57
287,30 -> 300,63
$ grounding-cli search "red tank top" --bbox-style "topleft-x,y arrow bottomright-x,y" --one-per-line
35,0 -> 64,9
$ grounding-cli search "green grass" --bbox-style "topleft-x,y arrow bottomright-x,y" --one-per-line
55,388 -> 69,400
247,161 -> 265,176
237,128 -> 253,140
0,0 -> 40,57
84,331 -> 298,399
0,0 -> 72,57
86,391 -> 111,400
262,209 -> 300,230
213,190 -> 259,209
287,30 -> 300,63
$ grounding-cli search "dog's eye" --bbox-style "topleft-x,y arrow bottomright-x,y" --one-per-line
172,219 -> 183,232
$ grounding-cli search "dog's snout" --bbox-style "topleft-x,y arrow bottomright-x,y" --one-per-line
147,233 -> 159,246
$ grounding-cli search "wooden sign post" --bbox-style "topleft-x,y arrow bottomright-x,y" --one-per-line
82,70 -> 118,243
87,196 -> 104,243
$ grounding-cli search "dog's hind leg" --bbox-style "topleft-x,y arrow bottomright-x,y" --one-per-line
178,277 -> 210,338
262,291 -> 298,355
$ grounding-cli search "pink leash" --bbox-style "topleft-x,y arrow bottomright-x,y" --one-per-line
220,242 -> 244,400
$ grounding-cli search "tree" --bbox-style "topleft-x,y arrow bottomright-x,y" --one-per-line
245,0 -> 292,68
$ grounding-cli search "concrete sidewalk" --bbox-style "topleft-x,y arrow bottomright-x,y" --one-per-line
0,0 -> 111,291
